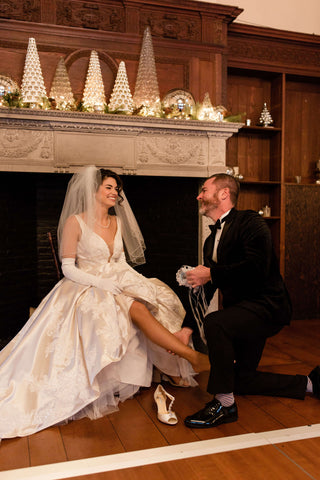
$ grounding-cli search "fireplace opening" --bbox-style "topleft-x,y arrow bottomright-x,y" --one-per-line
0,172 -> 200,344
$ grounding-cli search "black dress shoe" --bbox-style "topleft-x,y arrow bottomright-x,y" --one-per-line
308,365 -> 320,398
184,398 -> 238,428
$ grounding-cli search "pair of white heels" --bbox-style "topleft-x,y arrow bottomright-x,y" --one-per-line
154,384 -> 178,426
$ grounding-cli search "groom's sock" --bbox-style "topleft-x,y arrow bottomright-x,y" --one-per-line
215,392 -> 235,407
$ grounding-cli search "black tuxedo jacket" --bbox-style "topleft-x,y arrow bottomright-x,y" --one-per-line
182,208 -> 292,330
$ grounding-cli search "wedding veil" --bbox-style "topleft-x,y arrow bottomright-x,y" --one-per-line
57,165 -> 146,266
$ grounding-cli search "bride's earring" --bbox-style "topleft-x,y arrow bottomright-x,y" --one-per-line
154,384 -> 178,425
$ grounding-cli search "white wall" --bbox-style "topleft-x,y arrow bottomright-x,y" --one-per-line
197,0 -> 320,35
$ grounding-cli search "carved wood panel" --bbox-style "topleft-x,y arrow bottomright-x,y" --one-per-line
0,0 -> 41,22
139,9 -> 201,41
285,185 -> 320,319
56,0 -> 125,32
228,25 -> 320,75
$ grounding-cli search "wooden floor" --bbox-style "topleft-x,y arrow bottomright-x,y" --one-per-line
1,319 -> 320,480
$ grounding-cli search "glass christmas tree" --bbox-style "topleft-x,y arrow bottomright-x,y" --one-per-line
82,51 -> 106,112
259,102 -> 273,127
49,57 -> 75,110
197,92 -> 222,121
108,61 -> 133,113
21,37 -> 47,107
133,26 -> 161,116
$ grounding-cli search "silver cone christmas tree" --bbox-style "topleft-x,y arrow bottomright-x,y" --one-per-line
259,102 -> 273,127
82,51 -> 106,112
108,61 -> 133,113
49,57 -> 75,110
133,26 -> 161,116
21,37 -> 47,107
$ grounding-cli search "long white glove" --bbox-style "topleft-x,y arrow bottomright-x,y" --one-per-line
61,258 -> 121,295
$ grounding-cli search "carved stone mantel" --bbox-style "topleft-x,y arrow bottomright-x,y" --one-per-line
0,109 -> 242,176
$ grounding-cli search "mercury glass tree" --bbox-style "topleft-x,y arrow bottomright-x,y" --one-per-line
49,57 -> 75,110
133,26 -> 161,116
82,51 -> 106,112
108,61 -> 133,113
21,37 -> 47,108
259,103 -> 273,127
197,92 -> 221,121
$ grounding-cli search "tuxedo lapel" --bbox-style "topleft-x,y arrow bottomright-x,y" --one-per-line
216,209 -> 236,261
204,233 -> 215,266
217,221 -> 231,257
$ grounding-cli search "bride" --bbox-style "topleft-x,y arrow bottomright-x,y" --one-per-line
0,165 -> 209,439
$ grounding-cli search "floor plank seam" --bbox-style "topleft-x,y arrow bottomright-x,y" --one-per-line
59,426 -> 69,462
272,443 -> 317,480
27,436 -> 31,467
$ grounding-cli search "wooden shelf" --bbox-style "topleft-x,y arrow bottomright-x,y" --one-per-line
285,182 -> 320,186
240,180 -> 281,185
240,126 -> 282,133
227,31 -> 320,319
226,69 -> 283,263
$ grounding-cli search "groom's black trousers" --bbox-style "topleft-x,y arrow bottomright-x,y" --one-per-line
204,305 -> 307,399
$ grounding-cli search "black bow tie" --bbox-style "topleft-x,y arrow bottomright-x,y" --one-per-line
209,217 -> 226,234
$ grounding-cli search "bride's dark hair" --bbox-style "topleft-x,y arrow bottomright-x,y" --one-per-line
99,169 -> 124,205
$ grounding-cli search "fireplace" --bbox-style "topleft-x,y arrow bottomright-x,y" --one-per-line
0,109 -> 241,341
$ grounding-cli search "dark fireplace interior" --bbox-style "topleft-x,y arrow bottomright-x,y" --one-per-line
0,172 -> 200,343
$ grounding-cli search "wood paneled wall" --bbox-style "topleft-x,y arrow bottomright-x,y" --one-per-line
225,24 -> 320,319
285,79 -> 320,183
285,185 -> 320,319
227,23 -> 320,77
0,0 -> 243,106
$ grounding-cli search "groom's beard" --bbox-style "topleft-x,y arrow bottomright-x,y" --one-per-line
199,194 -> 220,216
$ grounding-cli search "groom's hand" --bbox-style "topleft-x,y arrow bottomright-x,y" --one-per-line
186,265 -> 211,288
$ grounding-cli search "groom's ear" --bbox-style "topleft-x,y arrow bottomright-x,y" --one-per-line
220,187 -> 229,200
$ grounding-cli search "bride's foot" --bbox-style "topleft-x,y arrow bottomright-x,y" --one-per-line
153,368 -> 190,387
162,374 -> 190,388
192,351 -> 210,373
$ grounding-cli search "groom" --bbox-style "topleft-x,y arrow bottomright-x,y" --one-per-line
176,173 -> 320,428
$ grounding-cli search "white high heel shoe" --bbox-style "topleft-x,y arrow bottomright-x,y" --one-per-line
154,384 -> 178,426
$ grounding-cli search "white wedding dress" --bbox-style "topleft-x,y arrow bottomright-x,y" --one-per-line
0,216 -> 196,439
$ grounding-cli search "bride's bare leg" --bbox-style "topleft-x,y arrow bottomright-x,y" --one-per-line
129,301 -> 210,373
